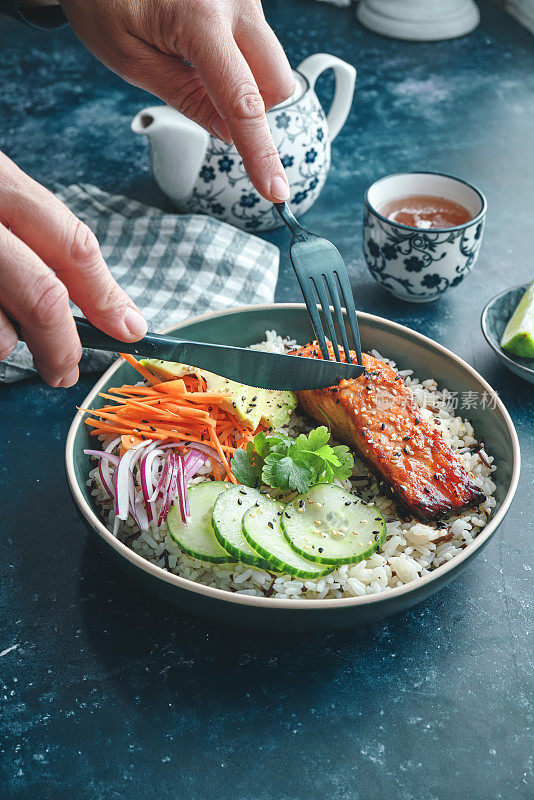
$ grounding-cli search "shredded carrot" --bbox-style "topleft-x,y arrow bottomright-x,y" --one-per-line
80,354 -> 251,482
211,458 -> 222,482
120,434 -> 144,455
119,353 -> 160,384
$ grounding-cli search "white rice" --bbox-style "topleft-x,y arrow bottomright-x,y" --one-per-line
87,331 -> 497,600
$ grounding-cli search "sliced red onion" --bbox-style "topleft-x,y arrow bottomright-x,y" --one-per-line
128,471 -> 141,530
185,442 -> 223,465
98,436 -> 122,500
158,453 -> 179,526
115,441 -> 149,521
84,449 -> 120,499
113,461 -> 120,516
184,449 -> 208,481
84,449 -> 120,462
148,453 -> 171,503
177,454 -> 190,522
135,496 -> 149,532
138,442 -> 161,522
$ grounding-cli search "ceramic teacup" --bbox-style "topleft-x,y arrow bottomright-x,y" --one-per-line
363,172 -> 487,303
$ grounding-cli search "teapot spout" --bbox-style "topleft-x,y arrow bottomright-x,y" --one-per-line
131,106 -> 209,205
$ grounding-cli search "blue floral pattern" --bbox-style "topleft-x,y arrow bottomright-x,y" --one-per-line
275,112 -> 290,129
239,193 -> 260,208
363,209 -> 485,301
199,165 -> 215,183
218,156 -> 234,173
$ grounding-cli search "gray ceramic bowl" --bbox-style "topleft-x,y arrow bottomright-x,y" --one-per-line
481,284 -> 534,385
65,305 -> 520,631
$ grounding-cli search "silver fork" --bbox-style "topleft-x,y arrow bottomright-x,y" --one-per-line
274,202 -> 363,368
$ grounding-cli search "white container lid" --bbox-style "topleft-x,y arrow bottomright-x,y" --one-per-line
357,0 -> 480,42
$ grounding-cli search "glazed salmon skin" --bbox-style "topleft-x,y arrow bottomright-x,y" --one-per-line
294,343 -> 486,522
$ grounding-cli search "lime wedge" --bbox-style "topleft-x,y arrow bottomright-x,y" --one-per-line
500,281 -> 534,359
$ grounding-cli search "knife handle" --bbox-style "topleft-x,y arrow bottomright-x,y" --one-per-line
71,316 -> 185,359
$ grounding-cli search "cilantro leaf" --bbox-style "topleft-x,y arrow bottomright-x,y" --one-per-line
264,455 -> 314,494
251,431 -> 270,459
304,426 -> 331,451
260,452 -> 283,487
230,448 -> 261,487
232,426 -> 354,493
331,445 -> 354,480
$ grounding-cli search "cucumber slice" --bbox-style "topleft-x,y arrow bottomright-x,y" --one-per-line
167,481 -> 233,563
281,484 -> 386,565
242,497 -> 333,579
211,486 -> 275,570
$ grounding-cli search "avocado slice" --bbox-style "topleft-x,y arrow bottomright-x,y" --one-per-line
260,390 -> 297,430
140,359 -> 263,431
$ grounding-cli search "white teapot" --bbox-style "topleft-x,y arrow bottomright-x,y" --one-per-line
131,54 -> 356,232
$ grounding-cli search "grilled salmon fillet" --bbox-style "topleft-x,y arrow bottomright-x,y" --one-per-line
294,344 -> 486,522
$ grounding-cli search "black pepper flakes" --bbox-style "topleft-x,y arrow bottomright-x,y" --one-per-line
163,549 -> 170,571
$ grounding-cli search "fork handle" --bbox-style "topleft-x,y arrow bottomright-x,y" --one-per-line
274,202 -> 308,242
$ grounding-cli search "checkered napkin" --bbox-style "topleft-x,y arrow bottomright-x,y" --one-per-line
0,184 -> 279,383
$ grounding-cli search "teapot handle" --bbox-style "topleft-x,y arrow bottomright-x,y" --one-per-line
297,54 -> 356,142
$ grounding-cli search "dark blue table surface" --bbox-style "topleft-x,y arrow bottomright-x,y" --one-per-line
1,2 -> 533,798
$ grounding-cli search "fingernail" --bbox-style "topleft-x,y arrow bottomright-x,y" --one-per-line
271,175 -> 290,202
124,306 -> 148,338
59,366 -> 79,388
211,118 -> 232,143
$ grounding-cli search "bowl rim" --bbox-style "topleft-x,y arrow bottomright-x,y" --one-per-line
66,303 -> 520,611
364,171 -> 487,233
481,283 -> 534,379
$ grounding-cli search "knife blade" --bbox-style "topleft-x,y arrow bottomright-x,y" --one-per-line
72,316 -> 365,390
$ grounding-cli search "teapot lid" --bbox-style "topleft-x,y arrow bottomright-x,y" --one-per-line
272,72 -> 309,110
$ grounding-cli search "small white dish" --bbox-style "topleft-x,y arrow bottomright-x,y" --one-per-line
356,0 -> 480,41
481,284 -> 534,385
363,172 -> 487,303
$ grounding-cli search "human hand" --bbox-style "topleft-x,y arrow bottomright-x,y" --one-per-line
0,152 -> 147,387
59,0 -> 294,202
